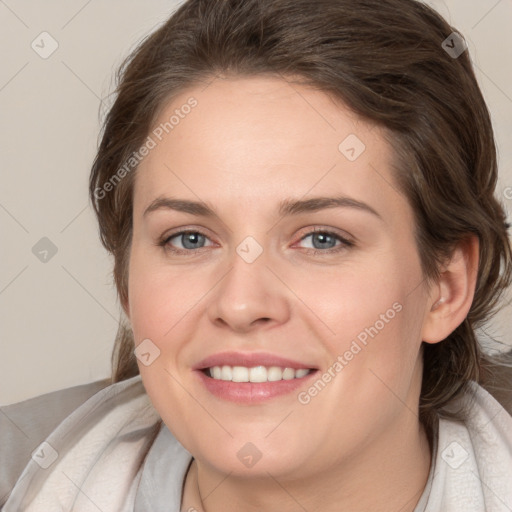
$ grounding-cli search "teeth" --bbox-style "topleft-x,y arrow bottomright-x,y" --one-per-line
267,366 -> 284,382
249,366 -> 267,383
207,365 -> 312,382
232,366 -> 249,382
282,368 -> 295,380
221,365 -> 232,381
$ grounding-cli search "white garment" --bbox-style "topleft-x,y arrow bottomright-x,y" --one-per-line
416,383 -> 512,511
3,376 -> 512,511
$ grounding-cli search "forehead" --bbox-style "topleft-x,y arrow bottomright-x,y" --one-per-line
133,75 -> 404,220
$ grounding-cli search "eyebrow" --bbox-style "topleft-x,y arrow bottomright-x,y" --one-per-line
143,195 -> 382,220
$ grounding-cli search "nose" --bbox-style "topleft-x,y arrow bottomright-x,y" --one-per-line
206,245 -> 291,333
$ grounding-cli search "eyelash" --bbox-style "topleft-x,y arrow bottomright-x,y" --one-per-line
157,227 -> 354,256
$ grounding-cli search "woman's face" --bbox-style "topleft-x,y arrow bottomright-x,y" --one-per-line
127,75 -> 433,479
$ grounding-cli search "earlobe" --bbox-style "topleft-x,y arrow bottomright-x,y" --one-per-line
421,235 -> 479,344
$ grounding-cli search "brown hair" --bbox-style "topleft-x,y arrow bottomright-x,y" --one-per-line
89,0 -> 512,429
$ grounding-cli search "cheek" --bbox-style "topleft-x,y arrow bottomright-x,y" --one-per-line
128,245 -> 198,339
292,276 -> 425,461
303,251 -> 425,392
127,247 -> 211,441
300,255 -> 410,341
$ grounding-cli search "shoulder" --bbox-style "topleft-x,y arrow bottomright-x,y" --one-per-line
0,378 -> 111,507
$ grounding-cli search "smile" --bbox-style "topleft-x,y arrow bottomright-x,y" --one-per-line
193,351 -> 319,403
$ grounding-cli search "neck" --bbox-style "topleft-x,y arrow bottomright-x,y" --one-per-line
181,414 -> 432,512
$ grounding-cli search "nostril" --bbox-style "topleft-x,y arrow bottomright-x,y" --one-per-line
248,317 -> 271,327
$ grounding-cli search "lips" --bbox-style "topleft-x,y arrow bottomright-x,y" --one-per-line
193,351 -> 318,404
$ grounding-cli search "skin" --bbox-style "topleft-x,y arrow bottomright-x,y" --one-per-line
125,75 -> 479,512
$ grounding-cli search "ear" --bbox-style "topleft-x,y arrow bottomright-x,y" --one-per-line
421,235 -> 479,344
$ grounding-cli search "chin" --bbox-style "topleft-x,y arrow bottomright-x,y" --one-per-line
191,437 -> 314,480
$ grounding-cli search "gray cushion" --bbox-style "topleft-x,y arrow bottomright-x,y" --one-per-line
0,379 -> 110,507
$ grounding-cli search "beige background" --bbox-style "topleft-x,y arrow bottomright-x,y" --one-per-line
1,0 -> 511,405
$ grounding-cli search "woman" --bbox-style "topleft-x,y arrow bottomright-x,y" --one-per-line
2,0 -> 511,510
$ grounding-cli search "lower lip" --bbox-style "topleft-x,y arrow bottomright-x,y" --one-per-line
195,370 -> 317,404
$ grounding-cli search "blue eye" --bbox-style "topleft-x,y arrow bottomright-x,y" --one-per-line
298,231 -> 343,250
162,231 -> 213,252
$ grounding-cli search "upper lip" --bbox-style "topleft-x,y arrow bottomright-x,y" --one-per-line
193,351 -> 318,371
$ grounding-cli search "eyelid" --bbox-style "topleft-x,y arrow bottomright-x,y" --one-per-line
161,224 -> 213,238
294,225 -> 354,242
